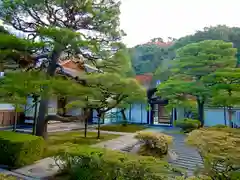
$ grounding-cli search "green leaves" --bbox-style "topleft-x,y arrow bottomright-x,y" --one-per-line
0,26 -> 44,68
131,43 -> 174,75
205,68 -> 240,107
0,71 -> 47,108
0,0 -> 124,62
157,40 -> 238,123
173,40 -> 237,77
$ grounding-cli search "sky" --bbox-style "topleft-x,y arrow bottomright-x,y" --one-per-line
120,0 -> 240,47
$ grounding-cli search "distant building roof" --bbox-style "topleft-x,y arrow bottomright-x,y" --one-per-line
59,59 -> 85,72
59,59 -> 99,74
135,73 -> 153,84
146,41 -> 173,47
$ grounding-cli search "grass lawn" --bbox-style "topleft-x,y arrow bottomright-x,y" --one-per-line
98,124 -> 147,133
44,131 -> 120,157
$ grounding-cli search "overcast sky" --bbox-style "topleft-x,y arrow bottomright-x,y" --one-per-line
120,0 -> 240,47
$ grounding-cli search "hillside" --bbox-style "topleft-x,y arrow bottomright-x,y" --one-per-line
130,25 -> 240,79
129,39 -> 175,75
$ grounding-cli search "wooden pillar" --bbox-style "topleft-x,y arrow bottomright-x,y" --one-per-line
174,108 -> 177,120
147,104 -> 150,124
150,104 -> 154,125
88,109 -> 93,124
129,104 -> 132,123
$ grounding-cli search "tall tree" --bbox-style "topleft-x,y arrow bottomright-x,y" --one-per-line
157,40 -> 237,125
65,50 -> 146,138
85,72 -> 145,138
0,0 -> 124,137
171,25 -> 240,65
205,68 -> 240,126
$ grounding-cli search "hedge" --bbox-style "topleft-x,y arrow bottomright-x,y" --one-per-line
0,131 -> 45,168
174,118 -> 201,132
54,144 -> 183,179
0,174 -> 17,180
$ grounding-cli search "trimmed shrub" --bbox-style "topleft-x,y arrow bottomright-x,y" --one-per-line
211,124 -> 228,128
186,127 -> 240,179
0,174 -> 17,180
135,131 -> 173,157
174,118 -> 201,132
0,131 -> 45,168
54,145 -> 183,180
174,175 -> 212,180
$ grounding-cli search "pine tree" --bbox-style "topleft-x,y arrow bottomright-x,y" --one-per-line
157,40 -> 237,125
0,0 -> 124,137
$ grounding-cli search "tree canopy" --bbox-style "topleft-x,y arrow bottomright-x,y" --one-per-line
130,43 -> 174,75
132,25 -> 240,78
157,40 -> 237,125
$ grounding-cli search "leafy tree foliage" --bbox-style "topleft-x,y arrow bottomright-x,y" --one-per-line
172,25 -> 240,51
157,40 -> 237,125
0,0 -> 124,137
133,25 -> 240,78
0,25 -> 43,70
204,68 -> 240,126
130,43 -> 174,75
66,73 -> 146,138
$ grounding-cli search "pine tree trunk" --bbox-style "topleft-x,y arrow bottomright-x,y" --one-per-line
32,97 -> 38,135
36,48 -> 62,138
197,98 -> 204,126
36,99 -> 49,137
224,106 -> 227,125
43,120 -> 48,139
120,108 -> 127,126
83,108 -> 90,138
97,111 -> 101,139
228,107 -> 233,127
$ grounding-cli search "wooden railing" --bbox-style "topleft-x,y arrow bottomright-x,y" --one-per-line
0,110 -> 20,126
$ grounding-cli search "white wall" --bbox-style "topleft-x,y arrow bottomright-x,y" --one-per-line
129,103 -> 148,124
0,104 -> 15,110
204,108 -> 230,126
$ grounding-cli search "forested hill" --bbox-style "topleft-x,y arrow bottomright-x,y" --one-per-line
130,25 -> 240,77
129,38 -> 175,75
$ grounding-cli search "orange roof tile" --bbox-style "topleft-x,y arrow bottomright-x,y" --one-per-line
59,60 -> 85,72
135,74 -> 153,84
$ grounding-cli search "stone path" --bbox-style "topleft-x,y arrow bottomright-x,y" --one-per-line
91,133 -> 138,151
0,168 -> 35,180
145,128 -> 204,176
13,158 -> 59,180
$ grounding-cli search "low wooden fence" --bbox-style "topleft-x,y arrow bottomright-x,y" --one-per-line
0,110 -> 20,126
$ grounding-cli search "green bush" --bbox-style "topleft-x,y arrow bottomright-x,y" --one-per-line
174,175 -> 212,180
174,118 -> 201,132
0,131 -> 45,168
0,174 -> 18,180
99,124 -> 147,133
187,127 -> 240,179
54,145 -> 183,180
211,124 -> 228,128
135,131 -> 173,157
